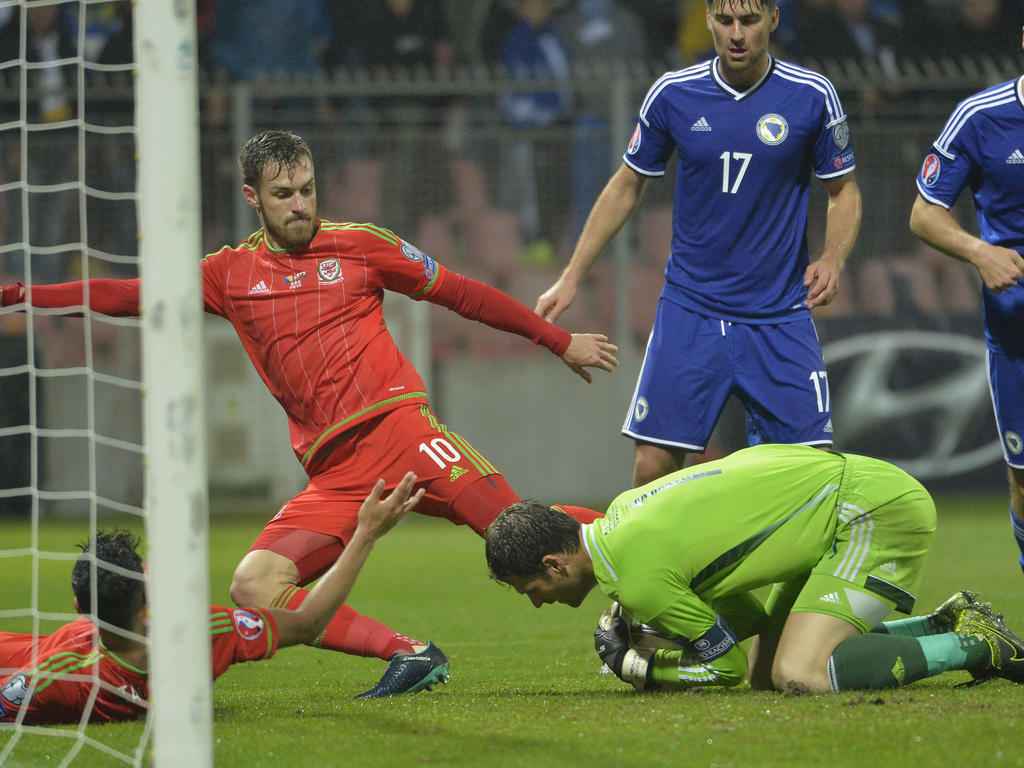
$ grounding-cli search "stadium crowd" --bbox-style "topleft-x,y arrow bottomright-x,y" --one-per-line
3,0 -> 1024,286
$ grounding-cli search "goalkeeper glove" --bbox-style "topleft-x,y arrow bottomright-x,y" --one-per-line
594,602 -> 652,692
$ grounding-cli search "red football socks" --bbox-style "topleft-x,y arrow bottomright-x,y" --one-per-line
271,586 -> 418,659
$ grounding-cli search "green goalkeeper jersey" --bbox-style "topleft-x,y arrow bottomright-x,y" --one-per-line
582,444 -> 891,687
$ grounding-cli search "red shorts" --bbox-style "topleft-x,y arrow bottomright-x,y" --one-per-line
249,404 -> 512,575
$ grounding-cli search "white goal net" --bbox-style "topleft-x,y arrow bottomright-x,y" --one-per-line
0,1 -> 209,765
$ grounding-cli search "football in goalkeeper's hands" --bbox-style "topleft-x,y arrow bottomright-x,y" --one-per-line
598,603 -> 699,692
624,612 -> 689,653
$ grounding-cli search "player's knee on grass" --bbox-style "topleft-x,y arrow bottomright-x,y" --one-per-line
770,655 -> 830,694
747,636 -> 780,690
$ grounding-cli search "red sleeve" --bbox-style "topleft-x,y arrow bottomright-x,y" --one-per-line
209,607 -> 278,680
0,631 -> 38,670
1,668 -> 87,725
1,279 -> 140,316
423,266 -> 571,356
360,228 -> 571,356
0,624 -> 92,725
200,249 -> 229,316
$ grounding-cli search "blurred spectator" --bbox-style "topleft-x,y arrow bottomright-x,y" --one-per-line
795,0 -> 901,114
196,0 -> 218,70
495,1 -> 571,128
78,1 -> 129,61
93,1 -> 132,66
796,0 -> 899,64
200,0 -> 333,239
922,0 -> 1023,62
324,0 -> 458,130
204,0 -> 332,81
489,0 -> 572,264
479,0 -> 521,66
554,0 -> 647,239
89,1 -> 137,274
0,1 -> 79,284
321,1 -> 462,234
202,0 -> 333,129
327,0 -> 455,75
623,0 -> 681,66
675,0 -> 714,66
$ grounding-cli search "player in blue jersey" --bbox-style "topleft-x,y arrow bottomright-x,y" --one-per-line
536,0 -> 862,487
909,25 -> 1024,576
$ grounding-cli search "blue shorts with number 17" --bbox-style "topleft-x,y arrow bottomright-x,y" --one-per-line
622,299 -> 834,451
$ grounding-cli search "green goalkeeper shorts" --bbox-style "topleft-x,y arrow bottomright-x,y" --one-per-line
790,453 -> 937,633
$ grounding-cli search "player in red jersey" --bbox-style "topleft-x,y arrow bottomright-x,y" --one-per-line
0,130 -> 617,697
0,472 -> 426,724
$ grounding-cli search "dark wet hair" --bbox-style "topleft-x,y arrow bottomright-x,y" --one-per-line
485,501 -> 581,582
707,0 -> 777,11
71,529 -> 145,631
238,130 -> 313,188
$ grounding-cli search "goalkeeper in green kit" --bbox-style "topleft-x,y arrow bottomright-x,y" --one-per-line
485,444 -> 1024,692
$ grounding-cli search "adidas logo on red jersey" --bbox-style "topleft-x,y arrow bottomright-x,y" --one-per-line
248,280 -> 270,296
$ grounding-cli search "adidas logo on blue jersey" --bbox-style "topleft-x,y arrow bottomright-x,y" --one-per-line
691,117 -> 712,132
1007,149 -> 1024,164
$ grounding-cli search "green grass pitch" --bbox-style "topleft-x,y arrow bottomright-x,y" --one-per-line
2,493 -> 1023,767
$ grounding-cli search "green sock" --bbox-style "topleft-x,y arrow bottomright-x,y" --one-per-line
872,614 -> 942,637
917,632 -> 989,675
830,634 -> 930,690
917,634 -> 987,675
830,632 -> 990,690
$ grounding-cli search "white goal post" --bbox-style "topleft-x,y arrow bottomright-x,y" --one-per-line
135,0 -> 212,766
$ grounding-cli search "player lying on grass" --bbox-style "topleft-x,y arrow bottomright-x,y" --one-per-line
0,472 -> 429,725
485,444 -> 1024,692
0,129 -> 618,698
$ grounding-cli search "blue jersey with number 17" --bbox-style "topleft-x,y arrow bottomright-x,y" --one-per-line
625,57 -> 855,323
915,76 -> 1024,352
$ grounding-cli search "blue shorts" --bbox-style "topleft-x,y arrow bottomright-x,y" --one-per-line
622,300 -> 833,451
988,347 -> 1024,468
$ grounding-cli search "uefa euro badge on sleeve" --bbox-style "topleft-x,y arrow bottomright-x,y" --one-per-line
832,119 -> 850,150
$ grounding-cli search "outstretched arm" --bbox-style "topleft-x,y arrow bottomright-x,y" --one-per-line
910,194 -> 1024,292
804,172 -> 861,309
1,279 -> 141,316
426,270 -> 618,383
269,472 -> 424,648
536,164 -> 648,322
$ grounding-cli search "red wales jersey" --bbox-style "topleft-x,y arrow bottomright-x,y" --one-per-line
201,220 -> 569,470
0,606 -> 277,725
6,220 -> 572,471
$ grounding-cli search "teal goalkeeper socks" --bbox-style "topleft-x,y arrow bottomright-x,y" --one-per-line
829,632 -> 989,690
830,634 -> 929,689
917,633 -> 988,676
873,615 -> 942,638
